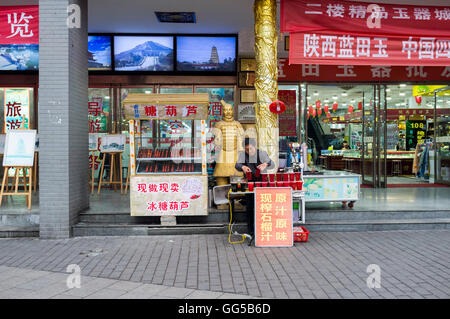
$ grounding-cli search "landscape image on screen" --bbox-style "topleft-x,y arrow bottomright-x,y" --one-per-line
88,36 -> 112,71
176,36 -> 236,72
0,44 -> 39,71
114,36 -> 173,71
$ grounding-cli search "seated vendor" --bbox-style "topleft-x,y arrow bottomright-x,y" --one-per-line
235,138 -> 274,239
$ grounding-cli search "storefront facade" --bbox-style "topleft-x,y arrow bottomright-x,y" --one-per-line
1,0 -> 449,238
278,62 -> 450,188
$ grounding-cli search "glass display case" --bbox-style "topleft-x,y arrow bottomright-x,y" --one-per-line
134,119 -> 203,175
123,93 -> 209,217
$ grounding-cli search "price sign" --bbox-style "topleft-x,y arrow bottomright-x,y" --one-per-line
254,187 -> 293,247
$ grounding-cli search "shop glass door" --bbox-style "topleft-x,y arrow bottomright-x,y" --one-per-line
435,86 -> 450,185
361,86 -> 376,186
376,85 -> 387,188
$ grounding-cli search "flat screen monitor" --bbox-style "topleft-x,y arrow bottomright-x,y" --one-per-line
114,36 -> 174,72
176,36 -> 236,72
0,44 -> 38,71
88,35 -> 112,71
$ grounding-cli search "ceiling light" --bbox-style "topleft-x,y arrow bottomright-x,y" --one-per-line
399,84 -> 407,87
341,93 -> 347,96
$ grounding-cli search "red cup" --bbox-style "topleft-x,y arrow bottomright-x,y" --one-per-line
283,173 -> 289,181
246,172 -> 252,181
269,174 -> 275,182
255,168 -> 261,178
276,173 -> 282,181
269,182 -> 276,187
255,182 -> 262,188
248,182 -> 254,192
289,173 -> 295,181
276,181 -> 283,187
296,181 -> 303,190
283,181 -> 290,187
262,174 -> 268,182
295,172 -> 301,180
262,182 -> 268,187
290,181 -> 297,190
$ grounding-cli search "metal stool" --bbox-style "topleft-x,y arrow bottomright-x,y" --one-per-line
392,160 -> 402,176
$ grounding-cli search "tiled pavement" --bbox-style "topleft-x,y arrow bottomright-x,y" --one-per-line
0,265 -> 253,299
0,230 -> 449,299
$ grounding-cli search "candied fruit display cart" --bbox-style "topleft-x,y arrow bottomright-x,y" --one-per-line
123,93 -> 209,217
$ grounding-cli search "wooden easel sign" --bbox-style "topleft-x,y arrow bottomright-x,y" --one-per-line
3,130 -> 36,167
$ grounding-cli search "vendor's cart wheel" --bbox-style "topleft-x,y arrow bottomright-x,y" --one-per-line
348,201 -> 355,208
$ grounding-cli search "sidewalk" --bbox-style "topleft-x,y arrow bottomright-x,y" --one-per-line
0,230 -> 449,299
0,266 -> 253,299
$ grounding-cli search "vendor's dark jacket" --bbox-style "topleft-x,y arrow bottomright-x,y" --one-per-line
235,149 -> 274,175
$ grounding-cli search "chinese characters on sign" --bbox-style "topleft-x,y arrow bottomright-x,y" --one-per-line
0,6 -> 38,44
255,188 -> 293,247
4,88 -> 30,131
281,0 -> 450,37
277,58 -> 450,82
88,97 -> 107,133
124,103 -> 208,121
130,176 -> 207,216
290,32 -> 450,66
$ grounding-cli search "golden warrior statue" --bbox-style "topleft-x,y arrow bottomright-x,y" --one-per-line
213,100 -> 244,188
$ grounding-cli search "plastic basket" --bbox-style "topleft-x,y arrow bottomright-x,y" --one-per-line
293,226 -> 309,242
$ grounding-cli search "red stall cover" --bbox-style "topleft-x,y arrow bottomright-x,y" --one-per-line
0,6 -> 39,44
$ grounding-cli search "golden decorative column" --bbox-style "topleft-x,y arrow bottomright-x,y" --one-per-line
254,0 -> 279,171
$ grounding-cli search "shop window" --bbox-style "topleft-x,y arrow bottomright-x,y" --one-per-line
195,87 -> 235,173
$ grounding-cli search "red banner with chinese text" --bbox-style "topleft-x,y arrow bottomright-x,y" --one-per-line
281,0 -> 450,37
277,58 -> 450,82
0,6 -> 39,44
289,31 -> 450,66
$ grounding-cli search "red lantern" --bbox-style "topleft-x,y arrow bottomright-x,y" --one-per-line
326,112 -> 331,118
308,105 -> 314,114
324,104 -> 329,113
311,108 -> 316,117
415,96 -> 422,104
358,101 -> 363,110
269,100 -> 286,114
317,108 -> 322,116
332,102 -> 338,112
348,105 -> 354,113
315,100 -> 321,109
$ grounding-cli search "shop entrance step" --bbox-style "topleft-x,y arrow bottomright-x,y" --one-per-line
0,226 -> 39,238
303,218 -> 450,232
72,222 -> 234,237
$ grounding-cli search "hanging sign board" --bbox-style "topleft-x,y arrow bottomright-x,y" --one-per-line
130,175 -> 208,216
289,31 -> 450,66
278,58 -> 450,82
254,187 -> 293,247
0,6 -> 39,45
3,130 -> 36,167
281,0 -> 450,37
278,90 -> 297,137
122,93 -> 209,120
406,120 -> 426,150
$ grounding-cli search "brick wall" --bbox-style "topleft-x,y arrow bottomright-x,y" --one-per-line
38,0 -> 89,239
